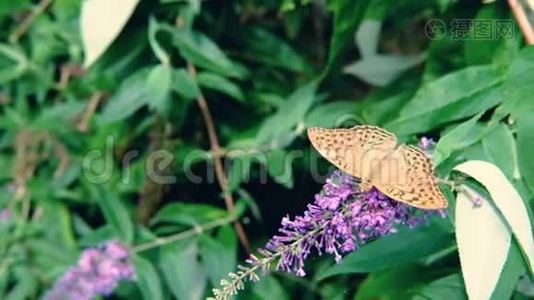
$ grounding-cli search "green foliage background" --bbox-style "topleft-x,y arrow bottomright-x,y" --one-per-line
0,0 -> 533,299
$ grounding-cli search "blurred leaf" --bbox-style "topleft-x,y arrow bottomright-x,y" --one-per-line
454,161 -> 534,273
413,274 -> 467,300
171,27 -> 248,79
305,101 -> 361,128
148,17 -> 170,65
355,20 -> 381,57
344,54 -> 425,87
386,65 -> 503,135
490,241 -> 528,300
318,222 -> 452,280
160,242 -> 206,300
172,68 -> 201,99
433,113 -> 483,166
101,67 -> 151,122
355,265 -> 441,300
482,124 -> 519,180
502,47 -> 534,121
267,149 -> 294,189
243,27 -> 309,73
0,44 -> 28,84
251,275 -> 290,300
81,0 -> 139,68
197,72 -> 245,102
325,0 -> 370,73
517,117 -> 534,193
199,226 -> 237,287
454,185 -> 511,300
146,64 -> 173,116
151,203 -> 228,226
91,185 -> 134,243
133,255 -> 164,300
256,80 -> 318,146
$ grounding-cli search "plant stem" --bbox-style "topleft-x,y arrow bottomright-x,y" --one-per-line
185,62 -> 252,253
132,215 -> 236,253
9,0 -> 52,43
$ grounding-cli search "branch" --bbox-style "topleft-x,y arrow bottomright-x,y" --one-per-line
187,62 -> 252,253
509,0 -> 534,44
9,0 -> 52,43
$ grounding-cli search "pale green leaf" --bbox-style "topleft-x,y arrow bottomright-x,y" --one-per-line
454,161 -> 534,273
81,0 -> 139,68
455,186 -> 511,300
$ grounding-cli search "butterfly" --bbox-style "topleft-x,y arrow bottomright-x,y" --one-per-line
307,125 -> 447,209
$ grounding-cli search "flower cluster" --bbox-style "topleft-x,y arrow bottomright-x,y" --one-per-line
210,170 -> 434,300
45,240 -> 135,300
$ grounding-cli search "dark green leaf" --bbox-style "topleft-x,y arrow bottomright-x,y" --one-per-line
197,72 -> 245,102
171,28 -> 248,79
318,222 -> 453,280
413,274 -> 467,300
151,203 -> 228,226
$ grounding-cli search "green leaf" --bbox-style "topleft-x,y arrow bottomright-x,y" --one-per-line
344,53 -> 424,87
171,28 -> 247,79
151,203 -> 228,226
482,124 -> 519,180
160,242 -> 206,300
197,72 -> 245,102
304,101 -> 361,128
454,185 -> 511,300
454,161 -> 534,273
243,27 -> 309,73
133,255 -> 164,300
101,68 -> 151,122
517,117 -> 534,194
433,113 -> 483,166
0,44 -> 28,83
490,241 -> 528,300
91,185 -> 134,243
324,0 -> 370,73
148,17 -> 170,65
413,274 -> 467,300
386,66 -> 503,135
267,149 -> 294,189
251,275 -> 290,300
503,47 -> 534,121
81,0 -> 139,68
386,85 -> 502,135
317,222 -> 452,280
172,68 -> 201,99
199,226 -> 237,287
256,80 -> 318,146
146,64 -> 173,116
355,265 -> 442,300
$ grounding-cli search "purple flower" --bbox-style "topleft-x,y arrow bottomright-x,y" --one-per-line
418,136 -> 435,151
262,170 -> 433,276
45,240 -> 134,300
210,170 -> 442,300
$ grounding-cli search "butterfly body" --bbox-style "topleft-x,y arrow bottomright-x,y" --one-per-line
308,125 -> 447,209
